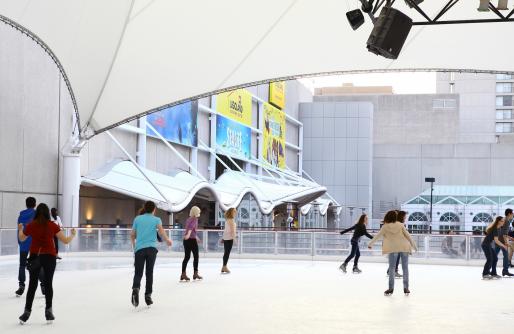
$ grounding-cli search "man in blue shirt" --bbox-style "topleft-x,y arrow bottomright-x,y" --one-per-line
130,201 -> 172,307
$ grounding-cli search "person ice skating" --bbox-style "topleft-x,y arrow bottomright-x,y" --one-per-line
498,209 -> 514,276
482,216 -> 509,280
368,210 -> 417,296
221,208 -> 237,274
386,210 -> 408,278
339,214 -> 373,274
441,230 -> 459,258
17,203 -> 76,324
50,208 -> 63,260
15,197 -> 44,297
130,201 -> 172,307
181,206 -> 202,282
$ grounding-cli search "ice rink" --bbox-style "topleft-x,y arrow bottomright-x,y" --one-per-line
0,255 -> 512,334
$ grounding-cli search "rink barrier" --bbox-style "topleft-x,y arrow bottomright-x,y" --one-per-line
0,228 -> 487,261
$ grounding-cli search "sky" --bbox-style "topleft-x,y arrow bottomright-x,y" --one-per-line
298,71 -> 436,95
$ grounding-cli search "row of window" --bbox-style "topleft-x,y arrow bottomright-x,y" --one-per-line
496,95 -> 513,107
496,83 -> 514,93
408,212 -> 493,223
497,74 -> 513,80
432,99 -> 457,109
496,122 -> 513,133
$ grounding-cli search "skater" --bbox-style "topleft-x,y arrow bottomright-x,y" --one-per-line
15,197 -> 44,297
50,208 -> 63,260
130,201 -> 172,307
441,230 -> 459,257
339,214 -> 373,274
221,208 -> 237,274
497,209 -> 514,276
386,210 -> 407,278
368,210 -> 417,296
181,206 -> 202,282
482,216 -> 509,280
18,203 -> 76,324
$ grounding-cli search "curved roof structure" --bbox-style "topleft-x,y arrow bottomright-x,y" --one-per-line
82,160 -> 327,214
1,1 -> 514,135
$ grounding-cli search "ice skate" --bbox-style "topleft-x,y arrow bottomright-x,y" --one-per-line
221,266 -> 230,274
404,288 -> 410,296
384,289 -> 394,296
502,271 -> 514,277
15,285 -> 25,297
395,271 -> 403,279
492,274 -> 502,279
482,274 -> 492,280
144,294 -> 153,306
180,272 -> 190,282
45,308 -> 55,324
131,288 -> 139,307
339,262 -> 348,273
352,266 -> 362,274
193,271 -> 203,281
18,309 -> 31,325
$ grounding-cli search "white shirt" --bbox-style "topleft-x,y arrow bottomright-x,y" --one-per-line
223,219 -> 237,240
51,215 -> 63,228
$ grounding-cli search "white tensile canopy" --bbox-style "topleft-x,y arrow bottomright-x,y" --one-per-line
1,0 -> 513,135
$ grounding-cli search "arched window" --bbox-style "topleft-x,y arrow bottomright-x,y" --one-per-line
440,212 -> 459,222
472,213 -> 493,223
240,207 -> 250,219
408,212 -> 428,222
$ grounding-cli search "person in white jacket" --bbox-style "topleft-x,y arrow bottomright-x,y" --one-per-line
368,210 -> 417,296
221,208 -> 237,274
50,208 -> 63,259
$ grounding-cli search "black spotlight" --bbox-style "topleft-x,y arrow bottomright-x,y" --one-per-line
346,9 -> 365,30
366,6 -> 412,59
404,0 -> 424,8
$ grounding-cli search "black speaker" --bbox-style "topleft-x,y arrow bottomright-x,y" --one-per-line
346,9 -> 365,31
366,7 -> 412,59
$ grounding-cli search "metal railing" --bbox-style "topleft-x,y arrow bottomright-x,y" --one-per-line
0,228 -> 488,261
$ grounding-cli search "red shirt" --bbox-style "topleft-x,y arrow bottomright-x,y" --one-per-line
24,220 -> 61,256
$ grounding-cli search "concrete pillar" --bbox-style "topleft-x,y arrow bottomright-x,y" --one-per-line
62,153 -> 80,227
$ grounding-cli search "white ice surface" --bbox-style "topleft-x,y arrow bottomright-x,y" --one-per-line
0,255 -> 512,334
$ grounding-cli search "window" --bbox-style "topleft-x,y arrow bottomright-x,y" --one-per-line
496,96 -> 513,107
407,224 -> 429,234
496,110 -> 513,120
497,74 -> 513,80
472,213 -> 493,223
433,99 -> 457,109
496,122 -> 513,133
496,83 -> 513,93
439,225 -> 461,234
440,212 -> 459,222
408,212 -> 428,222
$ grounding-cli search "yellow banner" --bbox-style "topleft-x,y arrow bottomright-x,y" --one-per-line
263,103 -> 286,169
269,81 -> 285,110
216,89 -> 252,126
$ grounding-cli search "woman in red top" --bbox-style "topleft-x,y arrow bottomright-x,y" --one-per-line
17,203 -> 76,324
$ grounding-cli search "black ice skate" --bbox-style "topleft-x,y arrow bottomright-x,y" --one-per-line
145,294 -> 153,306
384,289 -> 394,296
15,285 -> 25,297
352,266 -> 362,274
45,308 -> 55,324
18,309 -> 31,325
131,288 -> 139,307
404,288 -> 410,296
339,262 -> 348,273
193,271 -> 203,281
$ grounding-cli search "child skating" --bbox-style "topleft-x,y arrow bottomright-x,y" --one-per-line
339,214 -> 373,274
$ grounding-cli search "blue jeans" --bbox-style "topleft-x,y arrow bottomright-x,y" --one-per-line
494,243 -> 509,273
388,253 -> 409,290
344,240 -> 360,266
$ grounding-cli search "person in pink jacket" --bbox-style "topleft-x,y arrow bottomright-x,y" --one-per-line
368,210 -> 417,296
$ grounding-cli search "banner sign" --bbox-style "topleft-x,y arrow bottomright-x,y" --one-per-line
216,89 -> 252,126
262,103 -> 286,169
216,114 -> 251,160
269,81 -> 285,110
146,101 -> 198,147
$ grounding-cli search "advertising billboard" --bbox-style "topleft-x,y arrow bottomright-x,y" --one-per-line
146,101 -> 198,147
269,81 -> 285,110
216,89 -> 252,126
262,102 -> 286,169
216,114 -> 251,160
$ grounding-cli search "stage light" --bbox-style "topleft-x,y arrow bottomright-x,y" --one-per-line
404,0 -> 424,8
478,0 -> 489,11
346,9 -> 365,30
366,6 -> 413,59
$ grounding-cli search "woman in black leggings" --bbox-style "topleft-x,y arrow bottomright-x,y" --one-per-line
221,208 -> 237,273
339,214 -> 373,274
181,206 -> 202,282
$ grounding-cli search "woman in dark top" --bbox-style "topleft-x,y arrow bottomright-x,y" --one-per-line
339,214 -> 373,274
482,216 -> 509,280
17,203 -> 76,324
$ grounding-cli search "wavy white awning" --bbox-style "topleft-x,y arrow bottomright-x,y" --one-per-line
81,160 -> 326,214
1,1 -> 514,134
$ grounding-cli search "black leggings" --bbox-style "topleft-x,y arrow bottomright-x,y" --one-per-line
344,240 -> 360,266
223,240 -> 234,266
25,254 -> 56,311
132,247 -> 158,295
482,243 -> 498,275
182,239 -> 199,272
